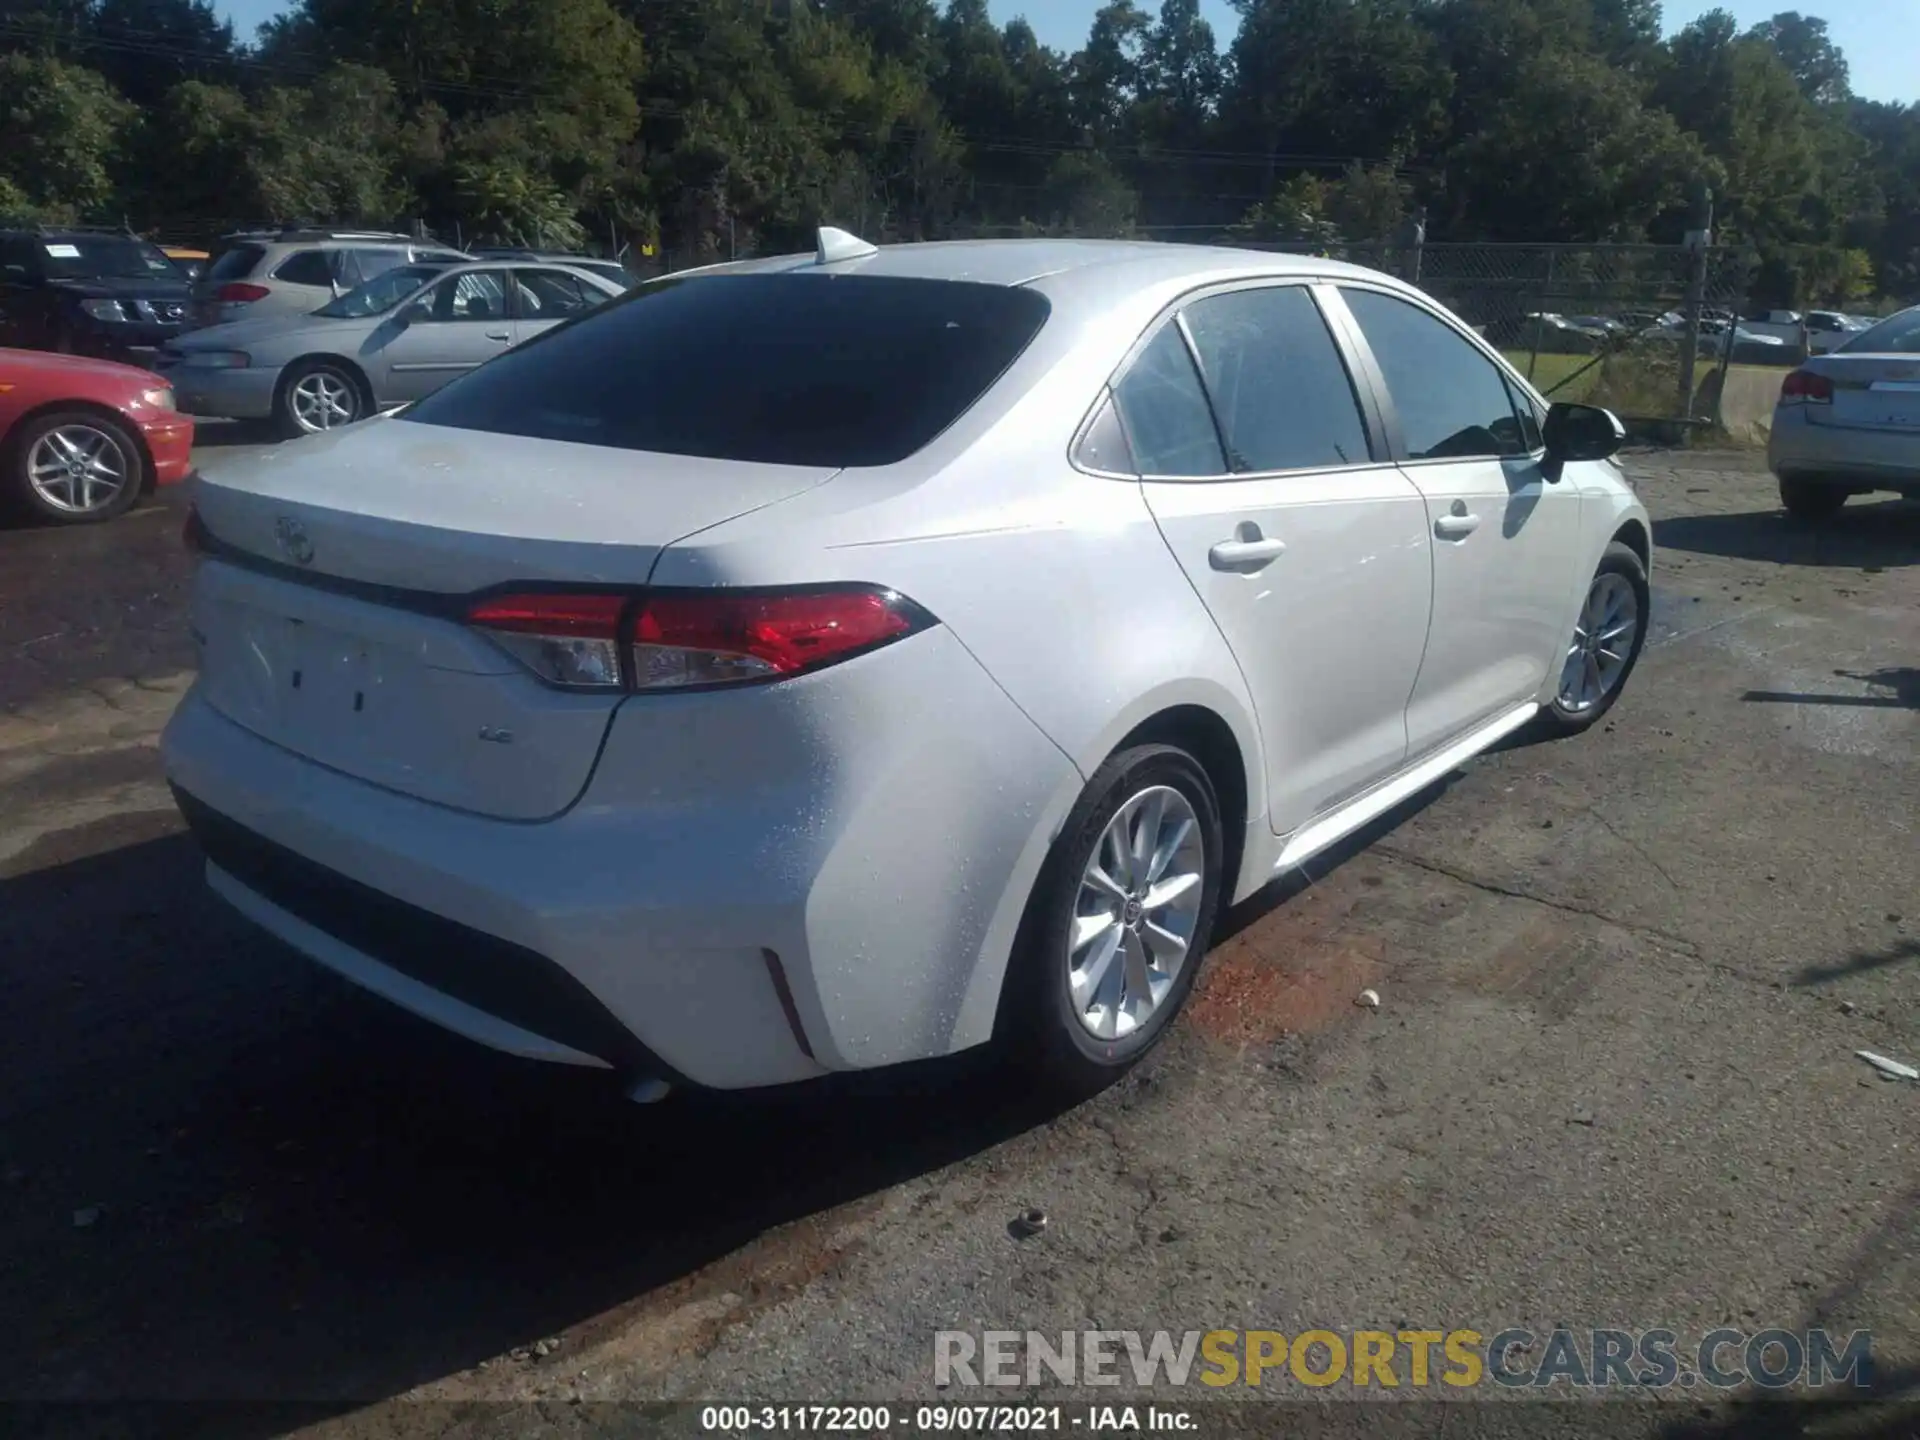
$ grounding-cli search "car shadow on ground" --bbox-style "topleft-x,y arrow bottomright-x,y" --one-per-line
1744,667 -> 1920,713
1653,498 -> 1920,568
189,418 -> 281,448
0,826 -> 1080,1415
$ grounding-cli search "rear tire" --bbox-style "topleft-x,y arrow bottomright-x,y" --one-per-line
1779,476 -> 1849,523
1000,744 -> 1224,1097
6,410 -> 144,524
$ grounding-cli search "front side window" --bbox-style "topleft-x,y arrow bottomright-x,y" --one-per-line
1181,286 -> 1372,472
402,273 -> 1051,467
422,271 -> 508,321
1110,322 -> 1226,478
1341,288 -> 1530,461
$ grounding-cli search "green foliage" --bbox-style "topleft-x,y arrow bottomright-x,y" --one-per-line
0,0 -> 1913,305
0,51 -> 134,219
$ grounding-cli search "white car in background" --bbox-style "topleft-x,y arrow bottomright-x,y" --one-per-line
162,232 -> 1652,1100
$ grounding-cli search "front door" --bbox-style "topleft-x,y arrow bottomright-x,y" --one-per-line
1120,284 -> 1435,838
374,270 -> 515,404
1333,286 -> 1586,757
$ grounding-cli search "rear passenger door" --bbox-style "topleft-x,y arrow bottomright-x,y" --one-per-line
1122,283 -> 1435,838
1333,286 -> 1586,756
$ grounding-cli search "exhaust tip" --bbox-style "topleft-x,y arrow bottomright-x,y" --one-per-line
625,1076 -> 672,1105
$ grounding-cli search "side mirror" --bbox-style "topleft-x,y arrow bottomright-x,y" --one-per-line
1543,401 -> 1625,467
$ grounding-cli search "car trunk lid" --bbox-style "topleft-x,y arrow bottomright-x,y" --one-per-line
188,418 -> 838,820
1806,354 -> 1920,434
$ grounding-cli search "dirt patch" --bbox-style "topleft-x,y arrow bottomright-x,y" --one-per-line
1189,922 -> 1385,1048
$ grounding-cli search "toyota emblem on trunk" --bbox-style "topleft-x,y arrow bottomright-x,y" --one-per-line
274,516 -> 315,566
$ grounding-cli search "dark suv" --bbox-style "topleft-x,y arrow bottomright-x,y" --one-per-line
0,228 -> 192,364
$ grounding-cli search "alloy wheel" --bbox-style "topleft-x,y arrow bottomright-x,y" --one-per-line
1558,570 -> 1639,714
1066,785 -> 1206,1041
26,424 -> 130,515
289,371 -> 359,432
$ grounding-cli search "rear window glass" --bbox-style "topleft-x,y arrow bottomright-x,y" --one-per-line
401,273 -> 1052,467
206,243 -> 266,283
1839,309 -> 1920,354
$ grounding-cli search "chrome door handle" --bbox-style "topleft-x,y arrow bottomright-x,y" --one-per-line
1208,533 -> 1287,572
1434,513 -> 1481,539
485,330 -> 511,342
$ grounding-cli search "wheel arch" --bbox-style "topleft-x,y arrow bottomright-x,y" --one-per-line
1611,515 -> 1651,572
276,353 -> 376,414
2,400 -> 155,493
1109,703 -> 1253,911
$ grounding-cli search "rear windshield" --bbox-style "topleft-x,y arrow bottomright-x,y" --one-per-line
1838,309 -> 1920,355
206,243 -> 266,283
400,272 -> 1052,467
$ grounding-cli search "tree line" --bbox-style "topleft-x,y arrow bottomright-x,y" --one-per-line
1,0 -> 1916,306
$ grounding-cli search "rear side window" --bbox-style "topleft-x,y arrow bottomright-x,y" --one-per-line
272,250 -> 335,287
1341,288 -> 1529,461
1111,323 -> 1226,478
206,243 -> 265,283
402,274 -> 1052,468
1181,286 -> 1371,472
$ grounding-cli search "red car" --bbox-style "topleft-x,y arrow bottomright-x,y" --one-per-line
0,347 -> 194,524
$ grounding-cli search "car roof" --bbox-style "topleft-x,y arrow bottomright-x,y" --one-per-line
701,236 -> 1392,315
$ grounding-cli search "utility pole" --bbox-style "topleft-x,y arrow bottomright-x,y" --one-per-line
1679,182 -> 1714,418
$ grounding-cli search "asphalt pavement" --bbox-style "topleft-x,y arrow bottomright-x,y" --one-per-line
0,441 -> 1915,1436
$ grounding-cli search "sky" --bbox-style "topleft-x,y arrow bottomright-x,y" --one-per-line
205,0 -> 1918,105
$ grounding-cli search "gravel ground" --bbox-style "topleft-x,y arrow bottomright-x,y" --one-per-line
0,444 -> 1914,1438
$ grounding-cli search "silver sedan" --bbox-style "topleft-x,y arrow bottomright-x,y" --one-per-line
157,261 -> 626,438
1768,304 -> 1920,521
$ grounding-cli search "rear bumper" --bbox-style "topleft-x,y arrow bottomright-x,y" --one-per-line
1769,407 -> 1920,490
159,627 -> 1081,1090
164,364 -> 280,420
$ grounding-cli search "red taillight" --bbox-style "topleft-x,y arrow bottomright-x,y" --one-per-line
1781,369 -> 1833,404
216,282 -> 270,303
465,586 -> 931,692
632,589 -> 923,690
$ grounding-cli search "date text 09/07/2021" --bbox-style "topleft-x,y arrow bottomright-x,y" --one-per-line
700,1405 -> 1194,1433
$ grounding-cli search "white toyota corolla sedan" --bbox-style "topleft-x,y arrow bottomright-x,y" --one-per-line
161,231 -> 1651,1099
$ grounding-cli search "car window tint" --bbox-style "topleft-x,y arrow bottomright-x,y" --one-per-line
273,250 -> 335,287
514,268 -> 595,317
1503,376 -> 1544,451
1181,286 -> 1370,472
206,243 -> 264,283
425,271 -> 508,322
1111,322 -> 1226,477
401,273 -> 1051,467
1839,308 -> 1920,354
351,247 -> 410,285
1342,288 -> 1529,460
0,236 -> 40,277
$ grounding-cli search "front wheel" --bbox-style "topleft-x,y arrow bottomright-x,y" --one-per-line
8,411 -> 144,524
277,360 -> 364,439
1539,541 -> 1650,735
1001,743 -> 1225,1096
